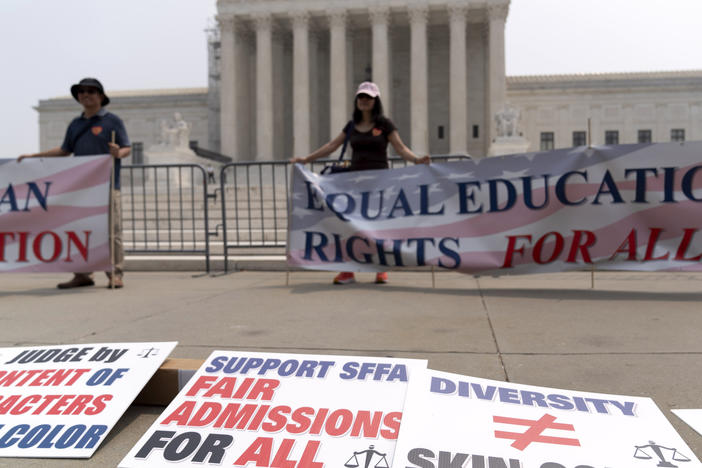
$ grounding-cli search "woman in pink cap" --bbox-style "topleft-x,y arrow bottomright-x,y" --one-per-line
291,81 -> 430,285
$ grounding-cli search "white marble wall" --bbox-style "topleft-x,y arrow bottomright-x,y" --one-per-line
507,72 -> 702,151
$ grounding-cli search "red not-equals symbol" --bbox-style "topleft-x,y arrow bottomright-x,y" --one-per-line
493,413 -> 580,451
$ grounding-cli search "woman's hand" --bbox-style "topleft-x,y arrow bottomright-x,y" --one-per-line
289,157 -> 307,164
415,155 -> 431,165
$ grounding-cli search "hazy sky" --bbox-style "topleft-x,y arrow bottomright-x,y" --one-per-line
2,0 -> 701,156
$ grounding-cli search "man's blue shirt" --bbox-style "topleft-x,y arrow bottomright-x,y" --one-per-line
61,108 -> 130,189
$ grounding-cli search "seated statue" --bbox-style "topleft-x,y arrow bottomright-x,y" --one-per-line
495,104 -> 520,138
174,112 -> 191,149
154,112 -> 192,151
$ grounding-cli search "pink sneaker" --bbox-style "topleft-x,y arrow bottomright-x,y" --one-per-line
333,272 -> 356,284
375,272 -> 388,284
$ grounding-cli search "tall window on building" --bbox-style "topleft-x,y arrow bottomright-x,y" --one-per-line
605,130 -> 619,145
540,132 -> 555,151
671,129 -> 685,142
637,130 -> 652,144
572,131 -> 587,147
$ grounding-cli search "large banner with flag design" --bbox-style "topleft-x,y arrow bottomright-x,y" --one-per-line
287,142 -> 702,275
0,155 -> 112,273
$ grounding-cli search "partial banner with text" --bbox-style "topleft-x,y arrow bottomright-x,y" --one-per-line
0,342 -> 177,458
119,351 -> 427,467
287,142 -> 702,275
0,155 -> 111,273
393,369 -> 701,467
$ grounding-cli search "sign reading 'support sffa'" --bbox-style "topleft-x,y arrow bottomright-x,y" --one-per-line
119,351 -> 427,468
0,156 -> 112,273
287,142 -> 702,275
0,342 -> 177,458
392,369 -> 702,468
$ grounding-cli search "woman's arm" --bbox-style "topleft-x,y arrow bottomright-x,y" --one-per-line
388,131 -> 430,164
290,131 -> 347,164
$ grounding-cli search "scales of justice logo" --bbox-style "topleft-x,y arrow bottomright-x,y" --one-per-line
137,347 -> 160,358
634,441 -> 691,467
345,445 -> 389,468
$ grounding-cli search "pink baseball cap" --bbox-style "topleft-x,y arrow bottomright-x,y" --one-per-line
355,81 -> 381,98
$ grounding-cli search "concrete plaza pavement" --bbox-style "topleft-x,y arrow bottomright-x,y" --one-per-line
2,270 -> 702,466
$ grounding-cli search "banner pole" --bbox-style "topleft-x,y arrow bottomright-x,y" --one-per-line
587,118 -> 595,289
110,131 -> 116,290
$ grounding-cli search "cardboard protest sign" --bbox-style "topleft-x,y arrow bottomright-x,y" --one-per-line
673,409 -> 702,438
1,156 -> 112,273
392,369 -> 701,467
119,351 -> 427,468
0,342 -> 176,458
288,142 -> 702,275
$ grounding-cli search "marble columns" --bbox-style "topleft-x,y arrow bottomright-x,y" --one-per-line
449,4 -> 468,155
487,4 -> 508,144
254,13 -> 274,160
292,12 -> 311,157
218,17 -> 237,158
217,1 -> 508,159
370,7 -> 391,116
328,9 -> 348,140
409,5 -> 429,155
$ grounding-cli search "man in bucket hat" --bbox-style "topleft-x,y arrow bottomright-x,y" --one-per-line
18,78 -> 131,289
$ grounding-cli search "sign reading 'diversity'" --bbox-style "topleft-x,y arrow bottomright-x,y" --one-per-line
1,155 -> 112,273
0,342 -> 177,458
392,369 -> 701,468
288,142 -> 702,275
120,351 -> 427,468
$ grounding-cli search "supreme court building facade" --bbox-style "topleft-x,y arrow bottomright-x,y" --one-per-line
35,0 -> 702,160
216,0 -> 509,160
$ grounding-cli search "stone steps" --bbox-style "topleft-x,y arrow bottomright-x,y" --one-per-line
125,232 -> 286,244
121,184 -> 291,257
125,254 -> 289,272
125,239 -> 287,252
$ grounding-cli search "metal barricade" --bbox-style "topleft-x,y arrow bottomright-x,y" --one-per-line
219,155 -> 470,272
218,162 -> 290,272
121,164 -> 215,272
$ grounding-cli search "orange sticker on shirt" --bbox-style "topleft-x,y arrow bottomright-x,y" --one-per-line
91,126 -> 103,136
372,128 -> 382,137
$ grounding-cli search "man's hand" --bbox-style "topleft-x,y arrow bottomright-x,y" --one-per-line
108,142 -> 121,159
17,154 -> 33,163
